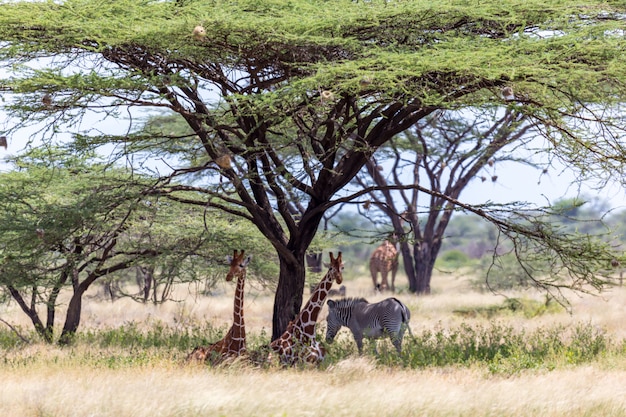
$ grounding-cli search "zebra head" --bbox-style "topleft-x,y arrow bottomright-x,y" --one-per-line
325,297 -> 368,343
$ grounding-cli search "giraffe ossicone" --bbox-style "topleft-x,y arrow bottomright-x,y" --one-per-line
269,251 -> 344,366
187,249 -> 251,365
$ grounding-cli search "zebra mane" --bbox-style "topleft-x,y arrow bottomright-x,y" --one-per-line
332,297 -> 368,308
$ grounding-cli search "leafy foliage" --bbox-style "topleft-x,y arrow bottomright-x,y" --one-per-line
0,148 -> 277,343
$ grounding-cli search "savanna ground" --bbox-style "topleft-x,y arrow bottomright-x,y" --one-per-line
2,266 -> 626,417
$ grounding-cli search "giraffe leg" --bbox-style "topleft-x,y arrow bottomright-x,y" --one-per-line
380,270 -> 389,291
186,346 -> 209,363
369,263 -> 378,290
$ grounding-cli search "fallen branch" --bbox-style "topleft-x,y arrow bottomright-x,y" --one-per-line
0,317 -> 31,344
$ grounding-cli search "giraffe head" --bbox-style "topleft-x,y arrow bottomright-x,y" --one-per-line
327,251 -> 344,285
225,249 -> 251,282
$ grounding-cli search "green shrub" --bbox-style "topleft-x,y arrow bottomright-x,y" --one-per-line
324,321 -> 612,375
78,320 -> 229,350
0,326 -> 32,349
437,250 -> 471,269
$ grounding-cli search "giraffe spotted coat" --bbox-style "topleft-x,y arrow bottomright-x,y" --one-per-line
269,252 -> 344,366
369,240 -> 398,292
187,249 -> 250,365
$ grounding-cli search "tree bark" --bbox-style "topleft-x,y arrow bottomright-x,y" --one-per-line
59,288 -> 85,345
8,286 -> 52,343
271,251 -> 306,341
58,267 -> 113,345
305,252 -> 323,274
413,239 -> 442,295
399,241 -> 418,292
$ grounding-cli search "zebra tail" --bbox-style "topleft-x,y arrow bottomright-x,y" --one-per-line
391,297 -> 415,338
390,297 -> 410,324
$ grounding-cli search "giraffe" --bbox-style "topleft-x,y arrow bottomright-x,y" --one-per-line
269,251 -> 344,366
187,249 -> 251,365
369,240 -> 399,292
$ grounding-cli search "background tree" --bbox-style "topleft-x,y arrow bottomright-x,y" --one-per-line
0,149 -> 275,344
355,107 -> 534,294
0,149 -> 161,343
1,0 -> 625,338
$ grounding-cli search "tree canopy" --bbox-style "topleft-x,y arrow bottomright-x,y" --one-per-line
0,0 -> 625,339
0,148 -> 277,343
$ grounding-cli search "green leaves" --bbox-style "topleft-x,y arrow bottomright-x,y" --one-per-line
1,0 -> 624,114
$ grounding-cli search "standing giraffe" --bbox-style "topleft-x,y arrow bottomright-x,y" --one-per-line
187,249 -> 251,365
269,252 -> 344,366
369,240 -> 398,292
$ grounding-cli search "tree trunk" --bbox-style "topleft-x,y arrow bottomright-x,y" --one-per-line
59,287 -> 86,345
305,252 -> 323,274
399,241 -> 417,292
413,240 -> 442,295
271,251 -> 306,340
59,269 -> 101,346
8,286 -> 52,343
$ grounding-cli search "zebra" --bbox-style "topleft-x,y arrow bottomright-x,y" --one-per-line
325,297 -> 412,354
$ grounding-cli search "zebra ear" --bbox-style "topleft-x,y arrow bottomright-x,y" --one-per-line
327,299 -> 336,308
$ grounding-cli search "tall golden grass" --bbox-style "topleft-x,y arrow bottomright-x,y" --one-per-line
2,271 -> 626,416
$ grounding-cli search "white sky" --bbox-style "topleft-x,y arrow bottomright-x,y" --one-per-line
461,159 -> 626,211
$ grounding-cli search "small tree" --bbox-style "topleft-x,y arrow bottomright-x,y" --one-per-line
356,108 -> 621,300
0,149 -> 273,343
356,108 -> 533,293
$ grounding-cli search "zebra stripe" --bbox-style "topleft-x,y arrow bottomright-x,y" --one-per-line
325,297 -> 412,354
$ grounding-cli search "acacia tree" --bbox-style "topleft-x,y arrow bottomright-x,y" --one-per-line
0,1 -> 625,338
0,149 -> 272,344
0,149 -> 165,343
356,107 -> 534,294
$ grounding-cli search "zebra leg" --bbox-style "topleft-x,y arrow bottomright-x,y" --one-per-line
391,332 -> 403,353
395,321 -> 414,353
352,331 -> 365,355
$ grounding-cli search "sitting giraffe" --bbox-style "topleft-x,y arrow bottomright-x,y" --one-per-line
269,252 -> 344,366
187,249 -> 251,365
369,240 -> 398,292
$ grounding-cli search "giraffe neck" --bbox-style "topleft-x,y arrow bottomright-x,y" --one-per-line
268,253 -> 342,364
294,268 -> 336,341
231,270 -> 245,339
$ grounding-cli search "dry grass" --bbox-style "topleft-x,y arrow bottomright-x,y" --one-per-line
1,356 -> 626,417
2,271 -> 626,416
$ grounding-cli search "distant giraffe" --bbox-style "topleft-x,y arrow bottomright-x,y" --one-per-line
369,240 -> 398,292
269,252 -> 344,366
187,249 -> 251,365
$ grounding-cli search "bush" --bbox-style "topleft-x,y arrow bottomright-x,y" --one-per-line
332,321 -> 611,375
0,325 -> 32,349
437,250 -> 471,269
452,297 -> 563,319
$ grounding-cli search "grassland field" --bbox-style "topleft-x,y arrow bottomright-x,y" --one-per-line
2,268 -> 626,417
